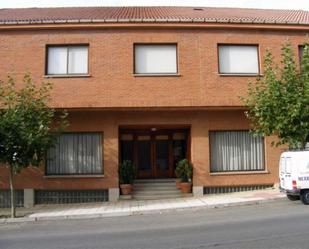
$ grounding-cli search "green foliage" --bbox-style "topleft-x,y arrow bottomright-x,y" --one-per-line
175,159 -> 193,183
0,74 -> 68,173
242,43 -> 309,149
119,160 -> 136,184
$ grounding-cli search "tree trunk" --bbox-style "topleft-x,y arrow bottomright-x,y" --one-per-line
9,165 -> 16,218
300,138 -> 307,150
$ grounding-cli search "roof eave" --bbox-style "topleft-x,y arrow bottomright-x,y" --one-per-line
0,19 -> 308,31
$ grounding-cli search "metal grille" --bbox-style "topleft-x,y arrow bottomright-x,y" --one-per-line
0,190 -> 24,208
204,185 -> 273,195
35,190 -> 108,204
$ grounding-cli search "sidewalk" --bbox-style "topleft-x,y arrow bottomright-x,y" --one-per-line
0,188 -> 286,223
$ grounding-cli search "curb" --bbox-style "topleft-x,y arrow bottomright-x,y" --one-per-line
0,195 -> 286,224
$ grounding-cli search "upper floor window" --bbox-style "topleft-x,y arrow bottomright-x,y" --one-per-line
46,45 -> 88,75
299,45 -> 305,65
218,45 -> 259,75
134,44 -> 177,75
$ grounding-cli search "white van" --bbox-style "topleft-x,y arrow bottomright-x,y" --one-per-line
279,150 -> 309,204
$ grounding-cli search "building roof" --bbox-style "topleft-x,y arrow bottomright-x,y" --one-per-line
0,6 -> 308,26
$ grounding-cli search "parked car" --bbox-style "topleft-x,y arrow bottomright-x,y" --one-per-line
279,150 -> 309,204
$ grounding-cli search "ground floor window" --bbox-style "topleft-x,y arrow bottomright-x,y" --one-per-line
210,131 -> 265,172
46,132 -> 103,175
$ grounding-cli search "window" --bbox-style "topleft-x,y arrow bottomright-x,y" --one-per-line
218,45 -> 259,74
47,45 -> 88,75
210,131 -> 265,172
299,46 -> 304,65
46,133 -> 103,175
299,45 -> 306,65
134,44 -> 177,74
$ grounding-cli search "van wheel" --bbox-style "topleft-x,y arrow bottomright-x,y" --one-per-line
287,195 -> 300,201
301,190 -> 309,205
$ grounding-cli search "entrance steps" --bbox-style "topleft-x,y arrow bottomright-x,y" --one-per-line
132,179 -> 191,200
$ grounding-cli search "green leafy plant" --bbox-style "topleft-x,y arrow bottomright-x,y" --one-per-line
175,159 -> 193,183
119,160 -> 135,185
0,74 -> 68,218
242,43 -> 309,150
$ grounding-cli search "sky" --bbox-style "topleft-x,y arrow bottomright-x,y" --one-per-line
0,0 -> 308,11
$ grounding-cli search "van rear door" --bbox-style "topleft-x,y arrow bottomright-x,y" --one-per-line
280,156 -> 293,190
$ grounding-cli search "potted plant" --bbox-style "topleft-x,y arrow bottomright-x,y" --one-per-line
119,160 -> 135,195
175,159 -> 193,193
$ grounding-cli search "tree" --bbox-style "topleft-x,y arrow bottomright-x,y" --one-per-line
0,74 -> 68,218
242,43 -> 309,149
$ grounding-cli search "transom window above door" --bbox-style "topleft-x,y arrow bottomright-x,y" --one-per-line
134,44 -> 178,75
46,45 -> 89,75
218,45 -> 259,75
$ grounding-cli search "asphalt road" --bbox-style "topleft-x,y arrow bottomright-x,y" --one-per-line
1,199 -> 309,249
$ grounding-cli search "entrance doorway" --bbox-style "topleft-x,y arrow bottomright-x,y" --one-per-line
119,127 -> 190,179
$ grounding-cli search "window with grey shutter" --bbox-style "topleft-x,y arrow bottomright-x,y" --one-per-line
46,133 -> 103,175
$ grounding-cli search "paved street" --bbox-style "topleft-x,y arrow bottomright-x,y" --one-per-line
0,198 -> 308,249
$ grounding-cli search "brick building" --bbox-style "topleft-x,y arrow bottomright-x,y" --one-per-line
0,7 -> 308,207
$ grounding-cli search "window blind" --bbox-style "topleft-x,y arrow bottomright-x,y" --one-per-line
218,45 -> 259,74
135,44 -> 177,74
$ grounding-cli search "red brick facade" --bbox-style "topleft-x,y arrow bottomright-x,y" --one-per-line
0,11 -> 307,201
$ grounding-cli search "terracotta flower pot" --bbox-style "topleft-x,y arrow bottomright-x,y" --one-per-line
180,182 -> 192,193
176,179 -> 182,189
120,184 -> 132,195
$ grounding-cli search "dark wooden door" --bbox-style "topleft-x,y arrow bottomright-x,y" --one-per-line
154,134 -> 171,178
136,134 -> 152,178
120,128 -> 189,179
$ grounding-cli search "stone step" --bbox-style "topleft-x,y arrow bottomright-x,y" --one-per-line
133,183 -> 176,188
133,189 -> 181,195
133,193 -> 193,200
133,194 -> 182,200
133,187 -> 178,192
133,182 -> 177,187
132,178 -> 184,200
134,178 -> 177,184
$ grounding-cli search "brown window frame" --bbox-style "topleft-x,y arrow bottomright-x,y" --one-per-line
45,44 -> 89,76
209,130 -> 266,173
133,43 -> 179,76
217,44 -> 260,76
45,131 -> 104,176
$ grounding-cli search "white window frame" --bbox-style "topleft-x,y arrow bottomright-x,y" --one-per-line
134,44 -> 178,75
46,45 -> 89,76
218,44 -> 260,75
